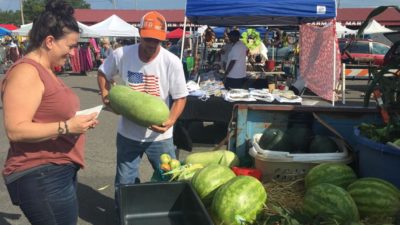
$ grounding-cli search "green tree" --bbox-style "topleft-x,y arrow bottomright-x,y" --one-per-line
0,10 -> 21,25
23,0 -> 91,23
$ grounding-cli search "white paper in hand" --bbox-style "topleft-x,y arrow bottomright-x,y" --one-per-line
75,105 -> 104,118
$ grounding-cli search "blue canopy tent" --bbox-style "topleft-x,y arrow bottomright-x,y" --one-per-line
185,0 -> 341,160
0,27 -> 11,37
186,0 -> 336,26
184,0 -> 340,109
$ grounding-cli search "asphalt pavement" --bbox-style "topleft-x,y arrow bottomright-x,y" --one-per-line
0,71 -> 370,225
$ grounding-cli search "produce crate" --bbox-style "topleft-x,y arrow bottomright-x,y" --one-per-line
119,182 -> 214,225
249,133 -> 353,182
354,128 -> 400,188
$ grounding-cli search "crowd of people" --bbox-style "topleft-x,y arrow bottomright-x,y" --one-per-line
0,38 -> 28,73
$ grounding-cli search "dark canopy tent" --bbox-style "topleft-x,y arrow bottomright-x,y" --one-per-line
186,0 -> 336,26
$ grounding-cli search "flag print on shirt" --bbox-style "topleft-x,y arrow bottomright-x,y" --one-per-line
127,71 -> 160,96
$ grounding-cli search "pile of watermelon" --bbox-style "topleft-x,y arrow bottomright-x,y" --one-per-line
302,162 -> 400,224
177,150 -> 400,224
181,150 -> 268,225
258,127 -> 340,153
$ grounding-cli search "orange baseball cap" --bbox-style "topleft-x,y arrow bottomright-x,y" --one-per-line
139,11 -> 167,41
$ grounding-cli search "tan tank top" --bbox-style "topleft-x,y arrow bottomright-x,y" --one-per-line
2,58 -> 85,176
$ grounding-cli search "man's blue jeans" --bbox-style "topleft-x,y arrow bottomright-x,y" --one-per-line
6,164 -> 79,225
114,133 -> 175,207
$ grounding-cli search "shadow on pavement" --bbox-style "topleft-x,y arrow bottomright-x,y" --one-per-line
72,87 -> 100,94
77,183 -> 117,225
0,211 -> 22,225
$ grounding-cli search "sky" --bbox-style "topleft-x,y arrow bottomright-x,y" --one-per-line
0,0 -> 399,11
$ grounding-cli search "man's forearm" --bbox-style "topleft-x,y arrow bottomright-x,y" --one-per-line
169,97 -> 187,124
97,71 -> 110,93
224,60 -> 236,77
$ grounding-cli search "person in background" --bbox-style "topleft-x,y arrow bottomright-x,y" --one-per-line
7,41 -> 20,63
98,38 -> 116,91
223,30 -> 248,89
164,41 -> 172,50
0,42 -> 7,73
97,11 -> 188,217
1,1 -> 99,224
100,37 -> 113,63
220,29 -> 233,71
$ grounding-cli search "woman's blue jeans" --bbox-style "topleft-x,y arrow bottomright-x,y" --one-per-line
114,133 -> 175,208
6,164 -> 79,225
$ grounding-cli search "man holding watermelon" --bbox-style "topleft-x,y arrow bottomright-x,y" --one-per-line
96,11 -> 188,218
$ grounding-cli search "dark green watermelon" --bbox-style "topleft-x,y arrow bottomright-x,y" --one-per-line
258,128 -> 285,150
285,127 -> 314,153
308,135 -> 339,153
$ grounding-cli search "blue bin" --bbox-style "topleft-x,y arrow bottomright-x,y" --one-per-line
354,128 -> 400,188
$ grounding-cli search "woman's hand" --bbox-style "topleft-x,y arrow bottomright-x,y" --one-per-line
66,112 -> 99,134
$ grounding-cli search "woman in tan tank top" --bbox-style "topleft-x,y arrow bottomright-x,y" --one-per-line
1,1 -> 99,224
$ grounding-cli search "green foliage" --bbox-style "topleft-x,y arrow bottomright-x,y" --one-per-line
23,0 -> 46,23
0,10 -> 21,24
358,122 -> 400,143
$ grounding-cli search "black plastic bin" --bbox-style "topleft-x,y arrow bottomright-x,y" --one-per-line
119,182 -> 214,225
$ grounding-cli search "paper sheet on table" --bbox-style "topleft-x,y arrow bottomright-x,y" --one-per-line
75,105 -> 104,118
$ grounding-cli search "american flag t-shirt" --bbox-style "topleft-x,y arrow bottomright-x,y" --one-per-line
127,70 -> 160,96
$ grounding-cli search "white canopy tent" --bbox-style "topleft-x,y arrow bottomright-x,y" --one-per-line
336,22 -> 357,37
90,14 -> 139,37
12,22 -> 101,37
362,19 -> 393,34
11,23 -> 32,36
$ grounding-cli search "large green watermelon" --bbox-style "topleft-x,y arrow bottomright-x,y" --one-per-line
347,177 -> 400,220
211,175 -> 267,225
191,164 -> 236,206
305,162 -> 357,189
303,183 -> 360,223
108,85 -> 170,127
185,150 -> 239,167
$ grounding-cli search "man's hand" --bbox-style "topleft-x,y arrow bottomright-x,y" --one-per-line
100,91 -> 110,105
149,119 -> 175,133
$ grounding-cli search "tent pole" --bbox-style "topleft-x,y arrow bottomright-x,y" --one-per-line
180,16 -> 187,61
332,23 -> 336,107
342,63 -> 346,104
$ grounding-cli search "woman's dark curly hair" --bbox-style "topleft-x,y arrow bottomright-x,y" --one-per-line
26,0 -> 80,53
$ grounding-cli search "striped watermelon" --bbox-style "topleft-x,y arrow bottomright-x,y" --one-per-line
305,162 -> 357,189
191,164 -> 236,206
303,183 -> 360,223
347,177 -> 400,220
211,175 -> 267,225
